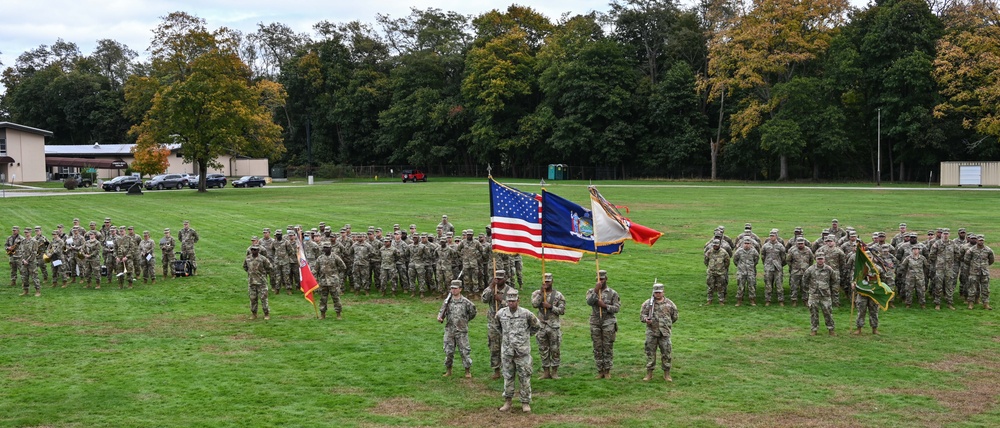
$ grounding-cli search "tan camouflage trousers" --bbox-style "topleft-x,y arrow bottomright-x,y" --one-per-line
319,285 -> 341,315
411,264 -> 433,293
248,284 -> 269,315
380,267 -> 398,292
19,261 -> 39,291
933,268 -> 957,305
443,328 -> 472,369
9,258 -> 19,284
854,295 -> 879,329
808,297 -> 834,332
644,331 -> 672,371
736,271 -> 756,301
140,257 -> 156,281
395,263 -> 409,291
904,276 -> 926,305
37,260 -> 48,281
161,251 -> 175,277
968,273 -> 990,304
181,248 -> 196,270
51,263 -> 68,283
84,259 -> 100,283
352,265 -> 370,291
436,265 -> 453,293
463,264 -> 480,293
488,321 -> 502,370
274,263 -> 293,292
789,272 -> 807,303
501,353 -> 533,403
706,273 -> 727,303
535,325 -> 561,368
764,269 -> 784,302
590,318 -> 617,372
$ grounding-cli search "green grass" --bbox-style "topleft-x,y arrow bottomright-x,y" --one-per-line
1,181 -> 999,427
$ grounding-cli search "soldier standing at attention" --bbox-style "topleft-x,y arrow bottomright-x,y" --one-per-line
258,228 -> 276,289
531,272 -> 566,380
82,231 -> 103,288
437,214 -> 456,235
853,248 -> 884,336
786,237 -> 815,306
379,237 -> 399,296
930,228 -> 960,310
587,270 -> 620,379
964,235 -> 995,310
33,226 -> 50,283
817,236 -> 846,306
732,239 -> 759,306
178,220 -> 199,275
704,239 -> 731,305
351,234 -> 371,295
115,227 -> 136,289
436,234 -> 456,296
641,281 -> 678,382
438,280 -> 477,378
243,243 -> 272,320
49,230 -> 68,287
900,246 -> 930,308
482,270 -> 512,380
761,229 -> 787,306
159,229 -> 176,279
456,230 -> 482,293
15,227 -> 39,296
6,226 -> 25,287
804,254 -> 838,336
496,289 -> 541,414
139,231 -> 156,284
313,241 -> 347,319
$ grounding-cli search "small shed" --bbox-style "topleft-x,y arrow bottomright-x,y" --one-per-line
940,161 -> 1000,187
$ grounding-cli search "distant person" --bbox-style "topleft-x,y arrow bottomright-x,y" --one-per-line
804,254 -> 838,336
438,280 -> 477,378
313,241 -> 347,320
640,281 -> 678,382
496,289 -> 541,413
178,220 -> 199,275
243,243 -> 272,320
963,235 -> 995,310
531,272 -> 565,380
587,270 -> 620,379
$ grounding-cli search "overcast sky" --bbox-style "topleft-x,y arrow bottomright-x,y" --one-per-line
2,0 -> 870,86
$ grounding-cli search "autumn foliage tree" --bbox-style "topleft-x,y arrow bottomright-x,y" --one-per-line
129,144 -> 171,177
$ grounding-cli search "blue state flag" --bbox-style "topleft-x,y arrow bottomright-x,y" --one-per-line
541,190 -> 624,255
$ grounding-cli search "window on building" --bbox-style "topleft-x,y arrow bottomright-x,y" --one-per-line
0,138 -> 6,155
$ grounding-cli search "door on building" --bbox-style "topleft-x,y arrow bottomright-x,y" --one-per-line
958,165 -> 982,187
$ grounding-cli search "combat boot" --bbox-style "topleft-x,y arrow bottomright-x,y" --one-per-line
872,327 -> 879,335
443,367 -> 452,377
320,313 -> 326,320
829,330 -> 836,336
540,367 -> 551,379
521,403 -> 531,413
336,313 -> 342,320
750,301 -> 757,307
968,302 -> 974,310
920,303 -> 926,309
19,290 -> 28,296
935,304 -> 940,310
765,301 -> 770,307
498,398 -> 513,412
642,369 -> 654,381
792,301 -> 798,307
34,291 -> 40,297
984,303 -> 992,310
251,313 -> 257,320
734,298 -> 742,307
595,370 -> 605,379
464,368 -> 471,378
852,327 -> 861,335
664,370 -> 673,382
810,330 -> 817,336
263,314 -> 270,320
604,370 -> 612,379
550,367 -> 560,379
704,300 -> 712,306
491,368 -> 501,380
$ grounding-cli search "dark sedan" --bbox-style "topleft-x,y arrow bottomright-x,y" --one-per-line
103,175 -> 142,192
232,176 -> 266,188
188,174 -> 228,189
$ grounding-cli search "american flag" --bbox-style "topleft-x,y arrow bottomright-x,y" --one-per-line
490,178 -> 582,263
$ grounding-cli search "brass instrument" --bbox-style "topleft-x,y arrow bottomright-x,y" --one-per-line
42,253 -> 52,263
77,251 -> 85,260
6,238 -> 20,256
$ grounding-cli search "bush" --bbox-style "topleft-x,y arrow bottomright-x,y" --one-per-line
63,178 -> 78,190
314,163 -> 356,179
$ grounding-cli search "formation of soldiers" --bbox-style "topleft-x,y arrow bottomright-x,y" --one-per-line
704,221 -> 995,334
5,218 -> 199,294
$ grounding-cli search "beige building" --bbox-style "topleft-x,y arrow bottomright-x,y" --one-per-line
45,143 -> 270,180
1,122 -> 51,184
939,161 -> 1000,187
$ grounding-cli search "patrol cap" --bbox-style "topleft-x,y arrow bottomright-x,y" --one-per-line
815,253 -> 826,260
871,232 -> 879,238
143,230 -> 150,235
846,226 -> 856,231
936,228 -> 943,232
263,228 -> 270,233
11,226 -> 19,231
832,219 -> 839,224
382,237 -> 390,242
912,245 -> 922,251
878,232 -> 887,237
251,235 -> 259,240
824,236 -> 834,242
718,225 -> 726,231
598,270 -> 607,279
744,223 -> 752,228
34,225 -> 41,230
250,244 -> 262,250
275,229 -> 283,235
446,232 -> 454,237
544,272 -> 553,281
927,230 -> 935,236
794,227 -> 803,233
848,231 -> 857,237
89,221 -> 96,226
183,220 -> 190,225
653,282 -> 664,292
310,228 -> 318,233
127,226 -> 134,230
899,223 -> 907,227
118,225 -> 126,230
57,224 -> 64,228
450,280 -> 462,289
494,269 -> 506,279
319,222 -> 326,227
410,224 -> 417,229
51,230 -> 59,235
770,229 -> 778,235
477,233 -> 485,238
393,224 -> 400,229
797,237 -> 807,243
442,215 -> 448,219
376,228 -> 383,233
436,225 -> 443,230
958,228 -> 967,233
367,226 -> 375,232
942,228 -> 950,233
505,289 -> 519,301
978,234 -> 986,240
105,217 -> 112,222
322,241 -> 332,248
73,218 -> 80,222
822,229 -> 830,234
712,239 -> 721,245
881,246 -> 891,253
344,223 -> 351,229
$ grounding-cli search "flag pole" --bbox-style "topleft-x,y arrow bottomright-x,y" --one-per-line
541,248 -> 547,316
591,185 -> 603,318
298,227 -> 320,319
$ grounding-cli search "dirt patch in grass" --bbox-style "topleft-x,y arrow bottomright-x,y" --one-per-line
372,397 -> 435,417
889,353 -> 1000,426
2,365 -> 32,381
443,408 -> 621,427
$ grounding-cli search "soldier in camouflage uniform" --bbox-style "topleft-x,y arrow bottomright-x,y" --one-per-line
379,238 -> 400,295
732,239 -> 759,306
954,228 -> 969,299
804,254 -> 838,336
438,280 -> 477,378
351,234 -> 371,295
853,249 -> 884,336
271,230 -> 290,295
314,241 -> 347,319
81,231 -> 102,288
243,244 -> 272,320
160,229 -> 176,279
32,226 -> 50,282
15,227 -> 40,296
115,227 -> 136,288
436,235 -> 456,295
437,215 -> 456,235
66,228 -> 83,283
48,230 -> 68,286
963,235 -> 995,310
736,223 -> 761,251
761,230 -> 786,305
412,234 -> 434,297
900,246 -> 929,308
930,229 -> 960,310
456,230 -> 482,293
785,227 -> 804,251
587,270 -> 620,379
511,254 -> 524,289
641,281 -> 678,382
6,226 -> 25,286
704,240 -> 731,305
139,231 -> 156,284
478,234 -> 491,288
786,237 -> 815,306
178,220 -> 199,275
338,229 -> 354,291
496,289 -> 541,414
303,230 -> 320,266
890,223 -> 908,247
817,236 -> 846,306
531,272 -> 565,380
482,270 -> 513,380
392,231 -> 410,293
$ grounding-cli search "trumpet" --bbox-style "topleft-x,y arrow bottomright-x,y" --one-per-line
6,239 -> 20,256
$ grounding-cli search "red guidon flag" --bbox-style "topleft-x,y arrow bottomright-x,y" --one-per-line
295,233 -> 319,303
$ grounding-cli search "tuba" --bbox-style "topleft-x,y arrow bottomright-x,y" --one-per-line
43,253 -> 52,263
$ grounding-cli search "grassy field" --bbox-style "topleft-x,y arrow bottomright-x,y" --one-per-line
1,180 -> 999,427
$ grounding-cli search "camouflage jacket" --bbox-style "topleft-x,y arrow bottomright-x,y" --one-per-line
379,245 -> 398,269
930,239 -> 960,268
496,306 -> 541,357
352,241 -> 370,267
761,240 -> 786,272
732,247 -> 759,274
139,239 -> 156,259
704,248 -> 731,275
804,264 -> 838,298
179,227 -> 199,250
436,243 -> 456,269
900,254 -> 930,278
159,236 -> 176,255
482,282 -> 513,322
14,236 -> 37,262
313,253 -> 347,287
83,239 -> 101,260
440,295 -> 477,333
641,297 -> 678,337
586,286 -> 621,321
243,254 -> 272,286
963,245 -> 995,275
530,288 -> 566,328
786,246 -> 815,274
816,245 -> 846,273
455,238 -> 481,268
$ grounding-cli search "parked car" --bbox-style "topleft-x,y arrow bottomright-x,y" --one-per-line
66,173 -> 93,188
103,175 -> 142,192
188,174 -> 227,189
144,174 -> 189,190
401,169 -> 427,182
232,176 -> 266,188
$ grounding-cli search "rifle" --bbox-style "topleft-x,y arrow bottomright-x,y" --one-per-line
438,293 -> 452,321
644,278 -> 657,323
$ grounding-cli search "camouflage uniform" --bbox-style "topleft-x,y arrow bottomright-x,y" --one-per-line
411,236 -> 435,294
817,240 -> 846,305
786,242 -> 815,304
33,228 -> 50,282
530,276 -> 565,373
82,235 -> 102,285
273,235 -> 293,294
392,236 -> 410,291
379,241 -> 400,293
964,239 -> 995,306
855,255 -> 887,332
15,233 -> 39,294
115,230 -> 137,287
587,272 -> 620,377
439,282 -> 477,372
243,247 -> 272,318
704,245 -> 731,304
482,273 -> 512,375
640,285 -> 678,375
761,236 -> 786,304
511,254 -> 524,288
66,231 -> 83,282
436,240 -> 456,294
958,237 -> 973,300
900,250 -> 929,306
804,259 -> 838,334
313,244 -> 347,317
139,234 -> 156,282
496,290 -> 541,405
6,228 -> 25,286
48,232 -> 68,285
337,232 -> 354,289
732,243 -> 759,304
930,233 -> 960,306
178,223 -> 199,274
455,233 -> 482,293
351,237 -> 371,293
303,235 -> 320,266
159,230 -> 176,278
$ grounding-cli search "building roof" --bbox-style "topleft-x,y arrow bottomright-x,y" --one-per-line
0,122 -> 54,137
45,143 -> 180,156
45,157 -> 129,169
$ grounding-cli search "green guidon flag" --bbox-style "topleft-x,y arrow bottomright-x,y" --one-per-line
854,242 -> 895,310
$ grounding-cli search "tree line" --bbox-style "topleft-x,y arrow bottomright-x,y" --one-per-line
1,0 -> 998,182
